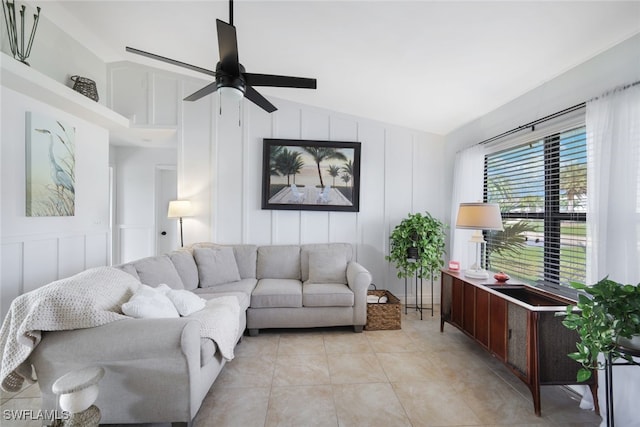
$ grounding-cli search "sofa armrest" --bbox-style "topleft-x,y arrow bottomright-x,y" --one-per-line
346,261 -> 372,326
29,317 -> 202,421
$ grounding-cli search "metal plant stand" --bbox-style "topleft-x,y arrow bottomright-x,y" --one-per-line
403,261 -> 434,320
604,343 -> 640,427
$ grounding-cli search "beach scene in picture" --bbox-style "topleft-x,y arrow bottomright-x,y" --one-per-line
267,144 -> 356,207
25,112 -> 76,217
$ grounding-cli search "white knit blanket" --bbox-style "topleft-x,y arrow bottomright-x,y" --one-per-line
0,267 -> 139,392
188,296 -> 240,361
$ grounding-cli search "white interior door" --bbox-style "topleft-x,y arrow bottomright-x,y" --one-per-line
156,167 -> 178,255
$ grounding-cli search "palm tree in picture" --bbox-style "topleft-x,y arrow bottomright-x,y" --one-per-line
302,147 -> 347,188
269,145 -> 285,176
341,159 -> 354,189
276,149 -> 304,185
327,164 -> 341,187
341,173 -> 351,187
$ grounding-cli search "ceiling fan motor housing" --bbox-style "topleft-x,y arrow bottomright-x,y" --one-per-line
216,62 -> 246,94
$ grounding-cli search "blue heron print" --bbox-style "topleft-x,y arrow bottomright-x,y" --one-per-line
26,112 -> 76,216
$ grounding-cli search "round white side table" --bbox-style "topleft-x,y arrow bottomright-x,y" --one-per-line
52,366 -> 104,427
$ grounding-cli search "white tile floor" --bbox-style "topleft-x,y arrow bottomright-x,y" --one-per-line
1,307 -> 602,426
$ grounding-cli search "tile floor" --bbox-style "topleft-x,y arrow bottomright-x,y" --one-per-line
1,307 -> 602,427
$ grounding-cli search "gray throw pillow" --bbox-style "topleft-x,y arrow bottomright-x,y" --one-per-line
306,250 -> 347,284
132,255 -> 184,289
194,247 -> 241,287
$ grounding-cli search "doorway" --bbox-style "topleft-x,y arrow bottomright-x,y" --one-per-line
156,166 -> 178,255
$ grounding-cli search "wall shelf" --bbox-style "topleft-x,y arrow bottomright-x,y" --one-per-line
1,52 -> 129,130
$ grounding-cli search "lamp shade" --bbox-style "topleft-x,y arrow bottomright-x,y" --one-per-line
455,203 -> 503,231
167,200 -> 192,218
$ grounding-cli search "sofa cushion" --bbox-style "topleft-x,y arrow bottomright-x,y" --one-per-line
231,245 -> 258,279
122,284 -> 180,318
114,263 -> 140,280
193,290 -> 251,312
131,255 -> 184,289
302,283 -> 354,307
169,250 -> 199,290
257,245 -> 301,280
306,249 -> 348,284
301,243 -> 352,282
193,247 -> 241,287
251,279 -> 302,308
166,289 -> 206,316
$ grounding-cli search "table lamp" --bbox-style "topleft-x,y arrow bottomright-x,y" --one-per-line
167,200 -> 192,247
455,202 -> 503,279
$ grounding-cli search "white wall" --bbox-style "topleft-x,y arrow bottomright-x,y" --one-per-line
180,84 -> 446,301
443,33 -> 640,232
110,146 -> 177,264
1,87 -> 110,318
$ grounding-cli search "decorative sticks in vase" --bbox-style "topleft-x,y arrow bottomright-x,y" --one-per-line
1,0 -> 41,65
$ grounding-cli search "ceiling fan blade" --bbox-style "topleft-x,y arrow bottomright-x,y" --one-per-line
184,82 -> 218,102
216,19 -> 240,75
126,46 -> 216,77
244,86 -> 277,113
244,73 -> 317,89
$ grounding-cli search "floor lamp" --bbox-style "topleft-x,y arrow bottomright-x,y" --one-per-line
167,200 -> 192,248
455,202 -> 503,279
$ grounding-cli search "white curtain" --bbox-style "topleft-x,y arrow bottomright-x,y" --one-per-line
586,83 -> 640,427
449,144 -> 485,269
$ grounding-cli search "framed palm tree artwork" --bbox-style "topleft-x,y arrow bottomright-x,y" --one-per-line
25,112 -> 76,216
262,139 -> 361,212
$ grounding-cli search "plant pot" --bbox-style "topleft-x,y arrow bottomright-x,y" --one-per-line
616,334 -> 640,351
407,247 -> 419,260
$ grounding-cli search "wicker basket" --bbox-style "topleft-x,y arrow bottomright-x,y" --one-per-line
365,289 -> 401,330
70,75 -> 99,102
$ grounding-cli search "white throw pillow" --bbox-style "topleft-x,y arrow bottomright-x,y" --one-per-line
306,250 -> 347,284
193,247 -> 241,287
122,284 -> 180,318
166,289 -> 206,316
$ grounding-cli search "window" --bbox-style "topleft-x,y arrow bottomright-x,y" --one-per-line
484,126 -> 587,287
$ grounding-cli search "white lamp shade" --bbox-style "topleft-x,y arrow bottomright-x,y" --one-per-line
167,200 -> 192,218
456,203 -> 503,231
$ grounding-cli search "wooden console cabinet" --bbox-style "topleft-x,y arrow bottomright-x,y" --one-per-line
440,270 -> 598,416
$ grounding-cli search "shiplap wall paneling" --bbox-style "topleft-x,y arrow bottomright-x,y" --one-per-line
86,232 -> 109,268
23,239 -> 58,293
214,99 -> 244,245
58,235 -> 86,278
180,81 -> 213,246
244,103 -> 274,246
384,128 -> 415,296
1,243 -> 23,315
355,122 -> 387,286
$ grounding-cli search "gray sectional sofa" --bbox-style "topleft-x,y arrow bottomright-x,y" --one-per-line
27,242 -> 371,426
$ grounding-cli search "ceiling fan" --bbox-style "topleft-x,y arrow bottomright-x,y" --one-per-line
125,0 -> 317,113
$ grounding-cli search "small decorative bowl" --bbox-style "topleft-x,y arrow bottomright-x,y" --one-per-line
494,272 -> 510,282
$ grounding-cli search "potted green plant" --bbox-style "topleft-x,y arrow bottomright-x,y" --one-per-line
385,212 -> 447,280
559,277 -> 640,381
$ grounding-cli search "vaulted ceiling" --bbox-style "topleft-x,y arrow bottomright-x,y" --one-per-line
50,1 -> 640,134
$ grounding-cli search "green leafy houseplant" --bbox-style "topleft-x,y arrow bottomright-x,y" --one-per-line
559,277 -> 640,382
385,212 -> 447,279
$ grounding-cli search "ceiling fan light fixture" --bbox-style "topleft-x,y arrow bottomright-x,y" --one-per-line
219,85 -> 245,101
